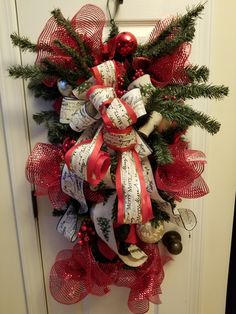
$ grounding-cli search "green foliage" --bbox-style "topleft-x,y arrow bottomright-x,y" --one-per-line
154,83 -> 229,100
151,200 -> 170,222
149,132 -> 173,165
53,40 -> 91,79
10,33 -> 37,52
28,78 -> 60,99
107,19 -> 119,40
33,110 -> 79,143
146,93 -> 221,134
96,217 -> 111,241
137,4 -> 205,58
185,65 -> 209,83
41,58 -> 79,86
8,64 -> 41,79
51,9 -> 88,59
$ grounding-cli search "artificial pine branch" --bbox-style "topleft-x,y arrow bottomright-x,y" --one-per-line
152,83 -> 228,100
107,19 -> 119,40
51,9 -> 89,60
146,95 -> 221,134
10,33 -> 37,52
47,122 -> 79,144
185,65 -> 209,83
149,132 -> 173,165
8,64 -> 41,79
10,33 -> 53,54
41,58 -> 79,85
33,110 -> 57,124
28,78 -> 60,99
137,4 -> 205,58
53,40 -> 91,79
151,200 -> 170,222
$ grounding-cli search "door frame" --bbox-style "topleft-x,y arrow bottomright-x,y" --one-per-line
0,1 -> 213,313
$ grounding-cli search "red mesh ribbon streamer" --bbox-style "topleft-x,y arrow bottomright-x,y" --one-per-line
35,5 -> 106,85
133,17 -> 191,87
26,143 -> 69,208
155,136 -> 209,199
50,243 -> 171,313
148,43 -> 191,87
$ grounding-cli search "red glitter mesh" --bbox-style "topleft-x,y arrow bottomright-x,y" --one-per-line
155,138 -> 209,199
148,17 -> 173,44
71,4 -> 105,64
26,143 -> 69,208
36,4 -> 105,72
50,243 -> 171,313
148,43 -> 191,87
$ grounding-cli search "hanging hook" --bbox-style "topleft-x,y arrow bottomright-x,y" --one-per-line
107,0 -> 123,21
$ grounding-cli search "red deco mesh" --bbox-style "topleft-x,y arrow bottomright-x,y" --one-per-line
50,243 -> 171,314
36,5 -> 105,70
155,138 -> 209,199
26,143 -> 69,208
148,43 -> 191,87
71,4 -> 105,63
148,17 -> 173,44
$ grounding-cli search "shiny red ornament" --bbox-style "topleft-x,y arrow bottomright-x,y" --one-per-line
81,225 -> 87,232
115,32 -> 138,57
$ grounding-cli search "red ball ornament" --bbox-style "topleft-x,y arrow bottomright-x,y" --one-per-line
81,225 -> 87,232
115,32 -> 138,57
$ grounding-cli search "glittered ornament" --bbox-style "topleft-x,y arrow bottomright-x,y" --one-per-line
57,79 -> 73,96
162,231 -> 183,255
136,220 -> 165,243
115,32 -> 138,57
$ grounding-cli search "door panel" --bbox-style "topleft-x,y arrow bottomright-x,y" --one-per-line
15,1 -> 211,313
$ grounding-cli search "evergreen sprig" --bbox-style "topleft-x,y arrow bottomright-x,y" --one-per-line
41,58 -> 79,85
137,4 -> 204,58
51,9 -> 90,62
8,64 -> 41,79
10,33 -> 37,52
33,110 -> 57,124
151,200 -> 170,222
107,19 -> 119,40
10,33 -> 53,54
149,132 -> 173,165
53,40 -> 91,79
185,64 -> 209,83
152,83 -> 229,100
28,78 -> 60,99
146,95 -> 221,134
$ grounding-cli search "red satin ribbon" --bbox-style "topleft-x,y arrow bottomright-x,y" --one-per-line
65,131 -> 110,186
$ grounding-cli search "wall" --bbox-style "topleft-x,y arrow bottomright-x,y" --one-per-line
199,0 -> 236,313
0,103 -> 27,313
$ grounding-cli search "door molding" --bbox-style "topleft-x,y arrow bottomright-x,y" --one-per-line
0,1 -> 47,313
0,1 -> 212,314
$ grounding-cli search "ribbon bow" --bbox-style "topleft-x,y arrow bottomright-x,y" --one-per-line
65,60 -> 154,224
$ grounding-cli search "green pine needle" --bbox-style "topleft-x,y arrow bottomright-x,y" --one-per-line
51,9 -> 88,59
185,65 -> 209,83
53,40 -> 91,79
107,19 -> 119,40
8,64 -> 41,79
10,33 -> 37,52
147,95 -> 221,134
153,83 -> 229,100
137,3 -> 205,58
149,132 -> 173,165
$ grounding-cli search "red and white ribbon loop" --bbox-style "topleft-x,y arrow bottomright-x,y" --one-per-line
91,60 -> 117,87
65,126 -> 110,186
116,151 -> 153,224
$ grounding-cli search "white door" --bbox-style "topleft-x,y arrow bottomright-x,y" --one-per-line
1,0 -> 234,314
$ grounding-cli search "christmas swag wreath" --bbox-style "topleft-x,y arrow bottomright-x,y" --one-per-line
9,3 -> 228,313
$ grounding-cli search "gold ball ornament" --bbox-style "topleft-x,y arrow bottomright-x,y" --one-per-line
136,221 -> 165,243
